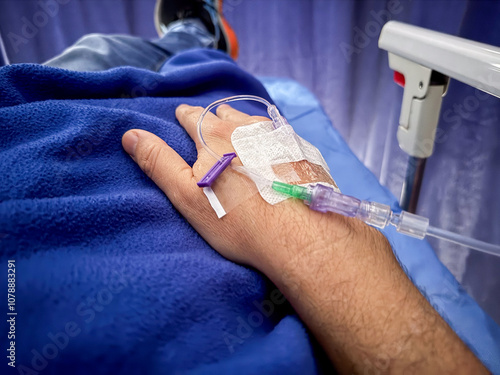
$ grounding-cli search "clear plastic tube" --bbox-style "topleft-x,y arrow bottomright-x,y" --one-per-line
426,225 -> 500,258
196,95 -> 286,160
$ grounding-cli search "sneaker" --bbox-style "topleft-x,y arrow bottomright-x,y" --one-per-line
154,0 -> 239,59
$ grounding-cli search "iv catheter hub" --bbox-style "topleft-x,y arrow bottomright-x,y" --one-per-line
272,181 -> 428,238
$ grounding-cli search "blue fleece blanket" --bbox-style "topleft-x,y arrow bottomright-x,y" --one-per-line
1,49 -> 499,374
0,49 -> 329,375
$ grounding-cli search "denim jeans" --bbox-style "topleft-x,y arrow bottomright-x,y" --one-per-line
43,20 -> 215,72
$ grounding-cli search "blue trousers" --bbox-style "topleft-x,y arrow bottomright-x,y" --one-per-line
44,20 -> 215,71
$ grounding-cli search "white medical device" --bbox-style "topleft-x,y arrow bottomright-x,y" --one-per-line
378,21 -> 500,212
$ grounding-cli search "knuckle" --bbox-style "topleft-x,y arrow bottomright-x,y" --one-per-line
139,142 -> 163,179
215,104 -> 228,117
176,105 -> 203,119
185,106 -> 204,118
205,121 -> 232,141
193,162 -> 207,178
217,103 -> 233,111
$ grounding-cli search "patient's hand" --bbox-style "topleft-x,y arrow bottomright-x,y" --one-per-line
122,104 -> 348,272
122,104 -> 487,375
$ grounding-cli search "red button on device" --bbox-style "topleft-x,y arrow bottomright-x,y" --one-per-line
394,71 -> 405,87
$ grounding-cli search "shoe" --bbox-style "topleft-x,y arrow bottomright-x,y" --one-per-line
154,0 -> 239,59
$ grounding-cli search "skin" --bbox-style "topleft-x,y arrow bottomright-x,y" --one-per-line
121,104 -> 488,374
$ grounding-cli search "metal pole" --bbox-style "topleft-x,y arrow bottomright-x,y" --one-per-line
399,156 -> 427,213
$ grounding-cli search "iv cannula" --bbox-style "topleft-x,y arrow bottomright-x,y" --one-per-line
272,181 -> 500,258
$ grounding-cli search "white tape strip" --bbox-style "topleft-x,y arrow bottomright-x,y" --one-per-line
203,187 -> 226,219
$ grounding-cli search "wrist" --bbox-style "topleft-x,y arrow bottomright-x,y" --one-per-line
256,208 -> 363,293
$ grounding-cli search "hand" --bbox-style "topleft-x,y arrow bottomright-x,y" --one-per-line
121,104 -> 361,276
122,104 -> 487,374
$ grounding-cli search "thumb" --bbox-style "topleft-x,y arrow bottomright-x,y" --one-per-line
122,129 -> 198,205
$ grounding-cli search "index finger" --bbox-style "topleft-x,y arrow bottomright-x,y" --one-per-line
175,104 -> 240,157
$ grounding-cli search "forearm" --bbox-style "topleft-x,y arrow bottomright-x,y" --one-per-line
260,212 -> 487,374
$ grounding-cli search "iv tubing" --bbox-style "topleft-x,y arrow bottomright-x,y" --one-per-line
426,225 -> 500,258
196,95 -> 285,160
